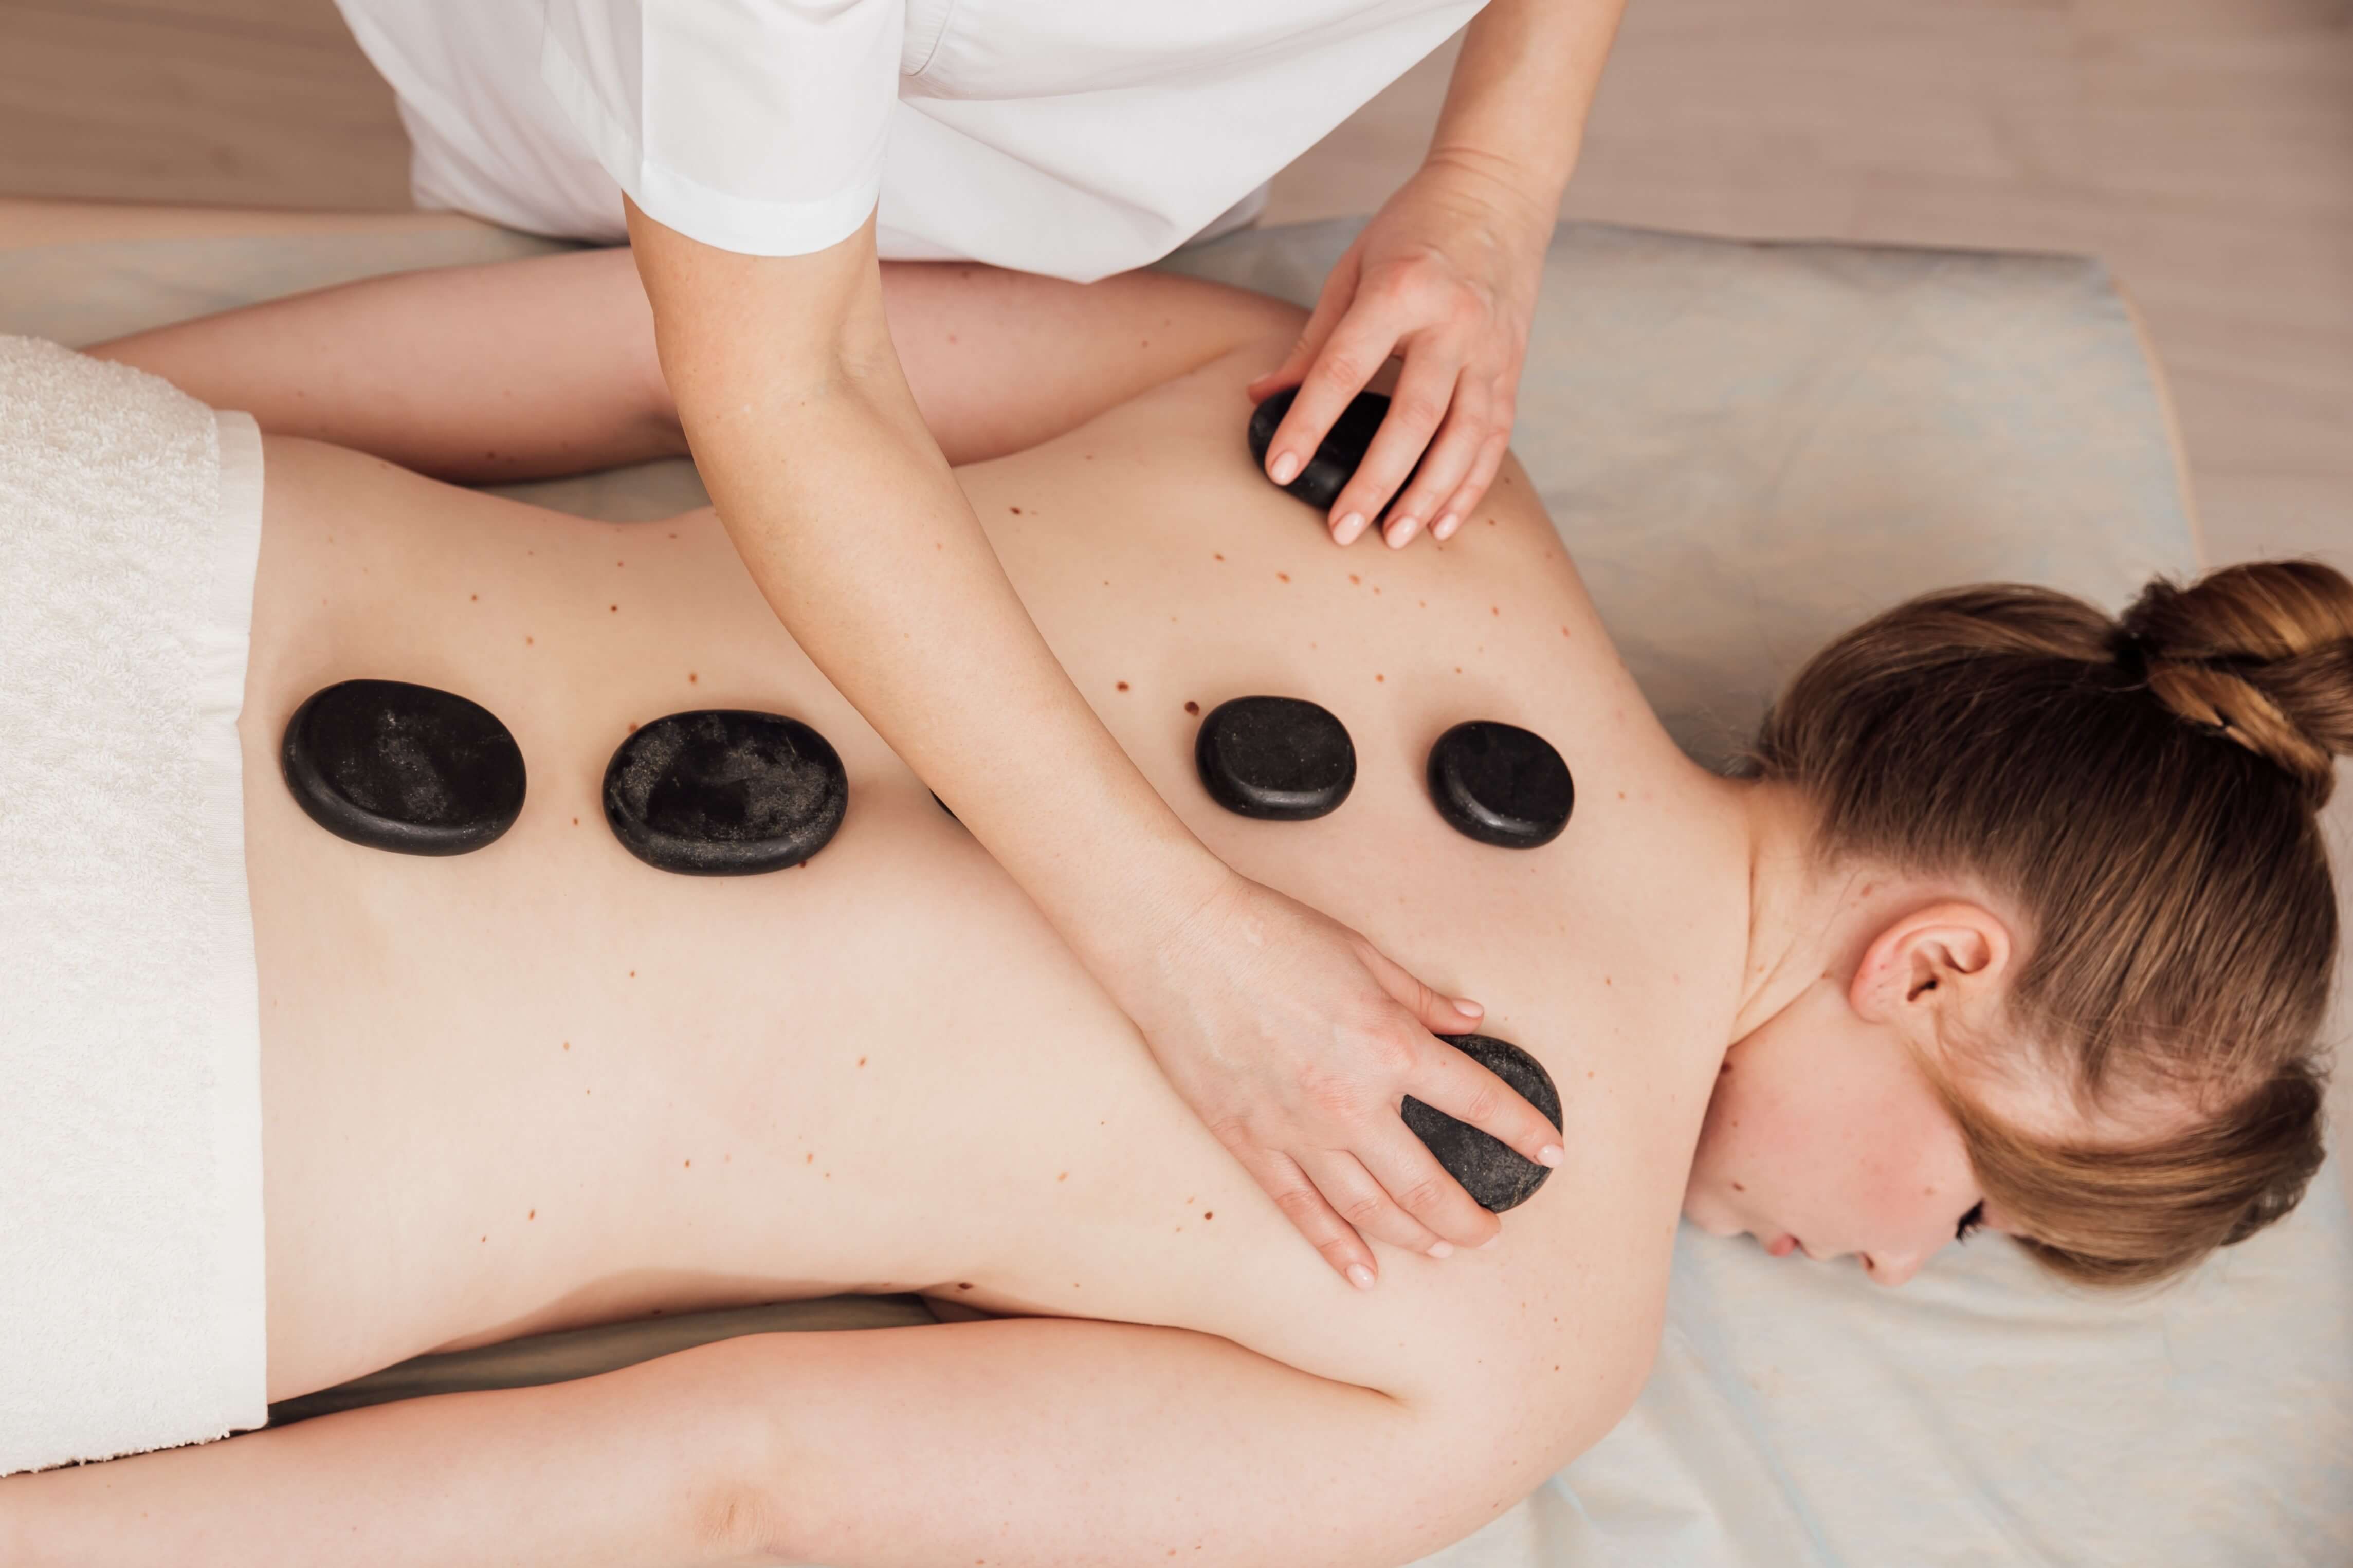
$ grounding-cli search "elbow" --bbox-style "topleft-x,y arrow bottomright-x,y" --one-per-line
1407,1354 -> 1653,1551
687,1480 -> 784,1566
683,1393 -> 795,1565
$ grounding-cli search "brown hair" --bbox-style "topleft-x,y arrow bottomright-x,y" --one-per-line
1746,560 -> 2349,1286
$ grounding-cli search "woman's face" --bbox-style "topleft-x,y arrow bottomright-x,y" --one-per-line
1682,975 -> 2000,1287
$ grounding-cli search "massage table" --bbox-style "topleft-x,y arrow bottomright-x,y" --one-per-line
3,209 -> 2343,1567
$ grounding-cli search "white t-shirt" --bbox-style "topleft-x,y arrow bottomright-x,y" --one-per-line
334,0 -> 1487,282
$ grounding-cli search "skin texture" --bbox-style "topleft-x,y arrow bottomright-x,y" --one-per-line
11,251 -> 2079,1564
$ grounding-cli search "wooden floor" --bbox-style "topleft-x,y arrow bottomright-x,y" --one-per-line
5,0 -> 2350,1070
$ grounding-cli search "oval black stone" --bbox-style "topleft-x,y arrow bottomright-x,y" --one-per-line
280,678 -> 525,856
1401,1034 -> 1563,1213
1247,387 -> 1421,516
602,710 -> 846,876
1426,721 -> 1574,849
1194,696 -> 1355,821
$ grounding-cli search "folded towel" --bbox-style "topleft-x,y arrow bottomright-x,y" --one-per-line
0,336 -> 268,1474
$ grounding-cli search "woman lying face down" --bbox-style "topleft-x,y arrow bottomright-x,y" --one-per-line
8,245 -> 2335,1565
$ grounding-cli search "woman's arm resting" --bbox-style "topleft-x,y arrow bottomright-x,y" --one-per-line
87,248 -> 687,484
1,1339 -> 772,1567
3,1319 -> 1567,1568
86,247 -> 1302,483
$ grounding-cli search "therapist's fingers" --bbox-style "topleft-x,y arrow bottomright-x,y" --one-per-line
1325,348 -> 1463,547
1245,248 -> 1362,416
1400,1042 -> 1567,1180
1378,383 -> 1495,548
1347,929 -> 1483,1038
1345,1122 -> 1510,1252
1431,433 -> 1514,542
1233,1143 -> 1382,1289
1297,1145 -> 1457,1259
1260,315 -> 1413,544
1418,358 -> 1519,537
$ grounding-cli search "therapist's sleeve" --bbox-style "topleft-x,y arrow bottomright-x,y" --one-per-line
540,0 -> 903,257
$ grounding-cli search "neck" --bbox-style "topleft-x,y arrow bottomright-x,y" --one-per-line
1725,782 -> 1872,1045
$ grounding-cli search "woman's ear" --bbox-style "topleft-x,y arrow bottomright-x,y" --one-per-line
1847,901 -> 2014,1027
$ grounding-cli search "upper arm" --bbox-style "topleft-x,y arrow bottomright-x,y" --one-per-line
722,1315 -> 1540,1568
627,197 -> 1306,468
878,263 -> 1307,466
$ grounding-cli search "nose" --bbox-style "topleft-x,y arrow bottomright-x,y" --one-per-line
1863,1249 -> 1925,1288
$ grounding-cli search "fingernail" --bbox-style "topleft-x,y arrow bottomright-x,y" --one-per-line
1334,512 -> 1367,545
1270,452 -> 1301,485
1537,1144 -> 1563,1169
1452,997 -> 1483,1018
1427,1240 -> 1454,1259
1385,516 -> 1418,548
1347,1263 -> 1377,1290
1435,513 -> 1459,540
1479,1233 -> 1501,1251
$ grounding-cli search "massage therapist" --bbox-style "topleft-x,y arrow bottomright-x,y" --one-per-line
329,0 -> 1624,1287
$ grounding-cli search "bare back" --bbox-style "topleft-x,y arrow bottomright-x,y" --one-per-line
245,341 -> 1748,1437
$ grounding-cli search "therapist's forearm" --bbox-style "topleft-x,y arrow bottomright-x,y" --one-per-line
629,209 -> 1227,957
703,375 -> 1216,938
1436,0 -> 1627,210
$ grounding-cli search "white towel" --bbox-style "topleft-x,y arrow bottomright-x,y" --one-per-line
0,336 -> 268,1474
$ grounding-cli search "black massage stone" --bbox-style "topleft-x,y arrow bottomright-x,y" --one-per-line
1247,387 -> 1421,515
1401,1034 -> 1562,1213
280,678 -> 525,856
1194,696 -> 1356,820
1426,721 -> 1574,849
603,709 -> 846,875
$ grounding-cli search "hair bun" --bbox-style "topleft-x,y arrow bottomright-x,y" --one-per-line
2118,560 -> 2353,803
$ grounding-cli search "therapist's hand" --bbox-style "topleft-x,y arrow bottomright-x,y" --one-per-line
1246,154 -> 1552,550
1121,870 -> 1567,1287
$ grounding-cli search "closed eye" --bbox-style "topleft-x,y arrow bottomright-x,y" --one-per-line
1955,1201 -> 1987,1243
